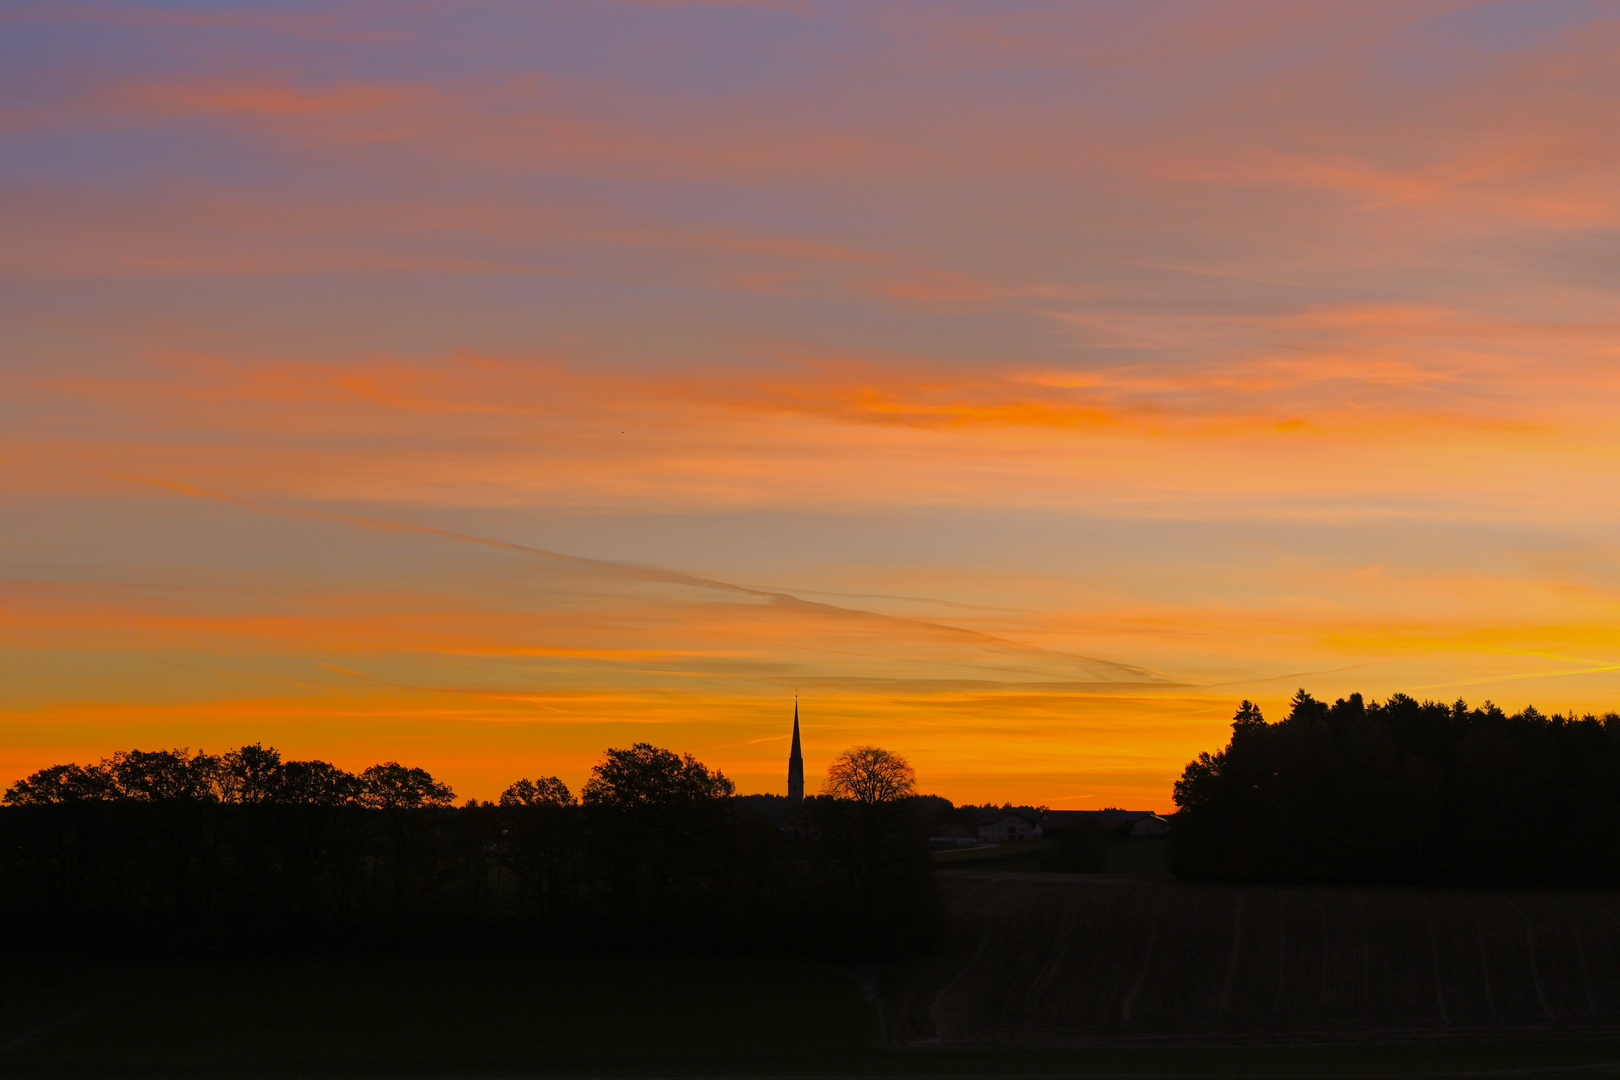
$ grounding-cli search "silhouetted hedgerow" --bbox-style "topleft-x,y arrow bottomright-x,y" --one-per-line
1171,690 -> 1620,884
0,741 -> 938,959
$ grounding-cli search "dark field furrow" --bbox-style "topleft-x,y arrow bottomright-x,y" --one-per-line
889,872 -> 1620,1044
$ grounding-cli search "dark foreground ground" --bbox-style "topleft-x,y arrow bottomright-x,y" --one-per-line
8,950 -> 1620,1079
895,870 -> 1620,1045
12,857 -> 1620,1078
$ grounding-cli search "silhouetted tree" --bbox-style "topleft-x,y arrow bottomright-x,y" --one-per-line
581,744 -> 735,934
221,743 -> 283,804
359,763 -> 454,809
3,763 -> 115,804
497,776 -> 579,926
817,746 -> 920,882
822,745 -> 916,806
0,739 -> 938,959
801,745 -> 936,955
582,744 -> 733,807
1172,690 -> 1620,885
499,777 -> 574,808
351,763 -> 454,912
277,759 -> 361,805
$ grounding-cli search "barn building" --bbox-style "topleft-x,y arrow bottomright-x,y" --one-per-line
978,809 -> 1042,842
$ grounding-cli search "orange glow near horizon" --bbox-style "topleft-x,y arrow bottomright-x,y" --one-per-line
6,2 -> 1620,809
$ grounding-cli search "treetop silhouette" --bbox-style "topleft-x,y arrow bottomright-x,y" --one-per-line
822,745 -> 916,806
1173,689 -> 1620,885
2,745 -> 450,808
0,738 -> 939,960
582,742 -> 734,808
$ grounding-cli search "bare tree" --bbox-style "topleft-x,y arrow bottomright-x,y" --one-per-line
822,745 -> 916,806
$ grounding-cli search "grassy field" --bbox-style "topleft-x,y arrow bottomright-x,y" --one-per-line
934,837 -> 1171,877
934,838 -> 1061,870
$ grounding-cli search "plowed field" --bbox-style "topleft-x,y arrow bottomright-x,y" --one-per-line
888,871 -> 1620,1044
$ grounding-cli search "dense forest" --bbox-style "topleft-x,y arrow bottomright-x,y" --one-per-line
1172,690 -> 1620,884
0,742 -> 938,959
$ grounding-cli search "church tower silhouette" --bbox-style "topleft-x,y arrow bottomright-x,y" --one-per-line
787,699 -> 805,804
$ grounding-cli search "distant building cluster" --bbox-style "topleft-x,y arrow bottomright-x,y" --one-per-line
971,808 -> 1169,844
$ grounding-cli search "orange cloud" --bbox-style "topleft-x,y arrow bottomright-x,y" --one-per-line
7,331 -> 1614,526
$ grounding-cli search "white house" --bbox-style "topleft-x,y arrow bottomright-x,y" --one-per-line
978,810 -> 1042,843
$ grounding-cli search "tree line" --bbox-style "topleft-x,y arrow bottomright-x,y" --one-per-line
0,742 -> 938,959
6,745 -> 452,808
1172,690 -> 1620,885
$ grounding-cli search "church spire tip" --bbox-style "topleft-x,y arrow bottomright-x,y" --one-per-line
787,698 -> 804,803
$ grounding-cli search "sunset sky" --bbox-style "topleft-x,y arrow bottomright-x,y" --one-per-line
5,1 -> 1620,808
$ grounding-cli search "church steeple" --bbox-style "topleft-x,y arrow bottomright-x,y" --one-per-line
787,699 -> 804,804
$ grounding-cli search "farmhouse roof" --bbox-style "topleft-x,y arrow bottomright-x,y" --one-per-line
981,809 -> 1041,826
1044,809 -> 1161,828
